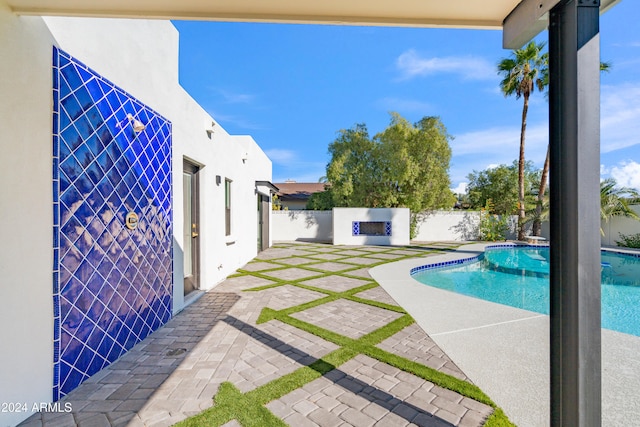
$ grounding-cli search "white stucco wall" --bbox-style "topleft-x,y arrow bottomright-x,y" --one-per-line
413,211 -> 480,241
601,205 -> 640,246
0,6 -> 58,427
333,208 -> 410,246
273,210 -> 525,243
538,206 -> 640,247
1,11 -> 272,425
272,210 -> 333,242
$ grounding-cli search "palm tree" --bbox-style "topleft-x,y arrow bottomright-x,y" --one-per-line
498,41 -> 548,241
531,61 -> 610,236
600,178 -> 640,235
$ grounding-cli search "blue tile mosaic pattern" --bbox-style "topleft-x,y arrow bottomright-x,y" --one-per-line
408,243 -> 548,275
409,256 -> 480,275
52,47 -> 173,400
351,221 -> 392,236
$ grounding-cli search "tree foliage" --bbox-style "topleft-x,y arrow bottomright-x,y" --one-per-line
600,178 -> 640,225
305,186 -> 335,210
325,113 -> 456,216
466,161 -> 538,215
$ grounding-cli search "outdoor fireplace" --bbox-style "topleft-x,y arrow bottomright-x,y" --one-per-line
333,208 -> 409,246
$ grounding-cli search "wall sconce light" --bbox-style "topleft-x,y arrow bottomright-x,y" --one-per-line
206,121 -> 216,138
242,152 -> 248,163
117,113 -> 146,133
216,175 -> 221,186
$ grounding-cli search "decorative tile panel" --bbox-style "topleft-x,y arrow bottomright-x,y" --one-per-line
52,48 -> 173,400
351,221 -> 392,236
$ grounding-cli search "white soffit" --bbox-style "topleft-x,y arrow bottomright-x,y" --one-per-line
8,0 -> 522,29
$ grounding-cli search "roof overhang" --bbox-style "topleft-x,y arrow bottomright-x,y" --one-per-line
7,0 -> 622,49
0,0 -> 539,30
503,0 -> 621,48
255,181 -> 279,195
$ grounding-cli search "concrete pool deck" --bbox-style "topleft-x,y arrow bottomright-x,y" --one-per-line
370,242 -> 640,427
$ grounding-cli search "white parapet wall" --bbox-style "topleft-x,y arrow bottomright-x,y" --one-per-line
412,210 -> 481,241
272,210 -> 333,242
333,207 -> 410,246
272,209 -> 528,243
601,205 -> 640,246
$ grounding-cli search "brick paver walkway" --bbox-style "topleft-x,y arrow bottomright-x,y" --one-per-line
20,242 -> 500,427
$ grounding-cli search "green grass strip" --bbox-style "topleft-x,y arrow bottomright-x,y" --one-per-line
180,242 -> 514,426
247,348 -> 357,404
174,382 -> 287,427
484,408 -> 514,427
274,313 -> 357,348
345,295 -> 406,313
365,346 -> 491,405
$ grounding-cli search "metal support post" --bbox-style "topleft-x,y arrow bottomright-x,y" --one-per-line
548,0 -> 602,425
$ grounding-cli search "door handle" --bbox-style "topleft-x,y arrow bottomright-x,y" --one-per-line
192,232 -> 199,238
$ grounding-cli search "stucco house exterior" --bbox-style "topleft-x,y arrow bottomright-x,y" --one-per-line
1,0 -> 622,425
274,181 -> 326,210
0,11 -> 275,426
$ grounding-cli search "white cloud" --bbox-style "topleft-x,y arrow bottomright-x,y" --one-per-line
265,148 -> 297,165
267,148 -> 327,182
396,49 -> 495,81
376,97 -> 433,113
213,88 -> 256,104
273,171 -> 326,184
610,160 -> 640,191
601,83 -> 640,153
451,123 -> 548,164
451,182 -> 468,195
614,41 -> 640,48
204,109 -> 266,130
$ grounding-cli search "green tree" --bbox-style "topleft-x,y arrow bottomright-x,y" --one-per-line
466,161 -> 538,215
375,114 -> 456,212
326,123 -> 378,207
306,186 -> 335,210
498,40 -> 547,240
325,113 -> 456,236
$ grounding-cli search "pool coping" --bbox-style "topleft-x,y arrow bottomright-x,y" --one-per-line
370,242 -> 640,427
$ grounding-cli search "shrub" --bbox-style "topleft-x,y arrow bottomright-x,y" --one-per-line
479,200 -> 508,241
616,233 -> 640,249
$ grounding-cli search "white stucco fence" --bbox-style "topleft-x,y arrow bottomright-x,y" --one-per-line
272,210 -> 334,242
273,208 -> 639,245
273,210 -> 486,242
601,205 -> 640,246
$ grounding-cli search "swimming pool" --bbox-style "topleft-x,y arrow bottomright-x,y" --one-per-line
411,245 -> 640,337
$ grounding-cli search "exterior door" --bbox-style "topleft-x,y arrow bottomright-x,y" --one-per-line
183,161 -> 200,295
257,193 -> 270,252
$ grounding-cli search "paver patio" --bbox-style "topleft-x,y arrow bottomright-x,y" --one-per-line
20,242 -> 508,427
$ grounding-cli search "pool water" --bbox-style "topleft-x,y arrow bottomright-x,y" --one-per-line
412,246 -> 640,337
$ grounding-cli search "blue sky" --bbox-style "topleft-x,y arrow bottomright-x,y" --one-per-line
173,1 -> 640,193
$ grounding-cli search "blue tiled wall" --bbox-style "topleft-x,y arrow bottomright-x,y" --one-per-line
52,48 -> 173,399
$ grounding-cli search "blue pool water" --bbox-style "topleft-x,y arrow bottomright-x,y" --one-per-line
412,246 -> 640,337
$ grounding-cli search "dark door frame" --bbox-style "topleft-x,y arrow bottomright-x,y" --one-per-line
183,160 -> 200,295
257,192 -> 270,252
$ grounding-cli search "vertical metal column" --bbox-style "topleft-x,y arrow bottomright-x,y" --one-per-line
548,1 -> 601,425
